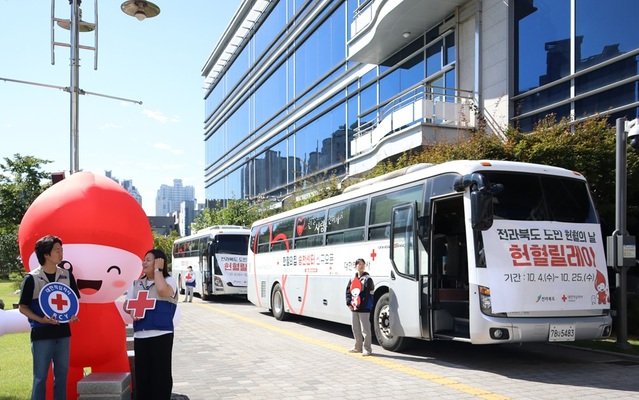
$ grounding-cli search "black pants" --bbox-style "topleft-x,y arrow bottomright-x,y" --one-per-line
134,333 -> 174,400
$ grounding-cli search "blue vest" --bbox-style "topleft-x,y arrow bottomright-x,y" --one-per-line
27,267 -> 72,329
131,276 -> 178,332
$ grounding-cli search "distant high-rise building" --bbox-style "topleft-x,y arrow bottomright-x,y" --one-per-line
155,179 -> 196,217
121,179 -> 142,206
105,171 -> 142,207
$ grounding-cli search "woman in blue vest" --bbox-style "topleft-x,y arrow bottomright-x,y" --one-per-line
124,249 -> 177,400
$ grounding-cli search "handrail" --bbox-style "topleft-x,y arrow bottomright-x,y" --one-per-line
353,0 -> 375,20
353,84 -> 476,138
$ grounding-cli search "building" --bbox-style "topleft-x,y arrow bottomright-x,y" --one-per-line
201,0 -> 639,204
120,179 -> 142,206
155,179 -> 196,217
105,170 -> 142,206
148,216 -> 177,236
176,200 -> 202,237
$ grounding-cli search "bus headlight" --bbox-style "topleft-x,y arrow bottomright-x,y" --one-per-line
214,277 -> 223,287
479,286 -> 492,314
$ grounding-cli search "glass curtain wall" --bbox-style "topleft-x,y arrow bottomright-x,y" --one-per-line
204,0 -> 457,204
514,0 -> 639,131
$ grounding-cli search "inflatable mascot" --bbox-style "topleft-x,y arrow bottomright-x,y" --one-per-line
2,171 -> 153,399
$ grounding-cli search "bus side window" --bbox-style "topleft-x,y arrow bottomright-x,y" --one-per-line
327,200 -> 366,245
293,211 -> 326,249
368,185 -> 423,240
295,235 -> 324,248
271,218 -> 294,252
368,224 -> 389,240
257,225 -> 270,253
172,243 -> 179,258
327,200 -> 367,232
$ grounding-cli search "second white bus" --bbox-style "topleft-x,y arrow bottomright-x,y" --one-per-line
248,160 -> 612,351
172,225 -> 250,299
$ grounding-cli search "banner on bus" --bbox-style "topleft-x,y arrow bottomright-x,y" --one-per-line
215,254 -> 247,287
483,221 -> 610,313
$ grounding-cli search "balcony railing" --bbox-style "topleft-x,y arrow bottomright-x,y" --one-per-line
351,0 -> 377,38
351,85 -> 478,155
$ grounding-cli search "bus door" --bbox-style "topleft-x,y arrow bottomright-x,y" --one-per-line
389,202 -> 422,339
430,195 -> 470,339
201,245 -> 212,299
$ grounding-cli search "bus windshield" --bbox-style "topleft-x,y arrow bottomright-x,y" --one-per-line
215,234 -> 249,255
484,171 -> 598,223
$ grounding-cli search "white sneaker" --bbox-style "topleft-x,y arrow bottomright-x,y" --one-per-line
348,348 -> 362,353
362,351 -> 372,357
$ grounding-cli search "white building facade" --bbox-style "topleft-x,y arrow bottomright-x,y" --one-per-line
202,0 -> 639,203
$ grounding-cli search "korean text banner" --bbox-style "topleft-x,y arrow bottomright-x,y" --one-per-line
483,220 -> 610,314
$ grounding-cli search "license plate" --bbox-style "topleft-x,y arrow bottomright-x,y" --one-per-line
549,324 -> 575,342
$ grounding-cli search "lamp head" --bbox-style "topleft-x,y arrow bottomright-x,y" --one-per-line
135,7 -> 147,21
121,1 -> 160,20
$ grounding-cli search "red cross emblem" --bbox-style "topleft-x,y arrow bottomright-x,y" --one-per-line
126,290 -> 157,318
370,249 -> 377,261
51,293 -> 68,311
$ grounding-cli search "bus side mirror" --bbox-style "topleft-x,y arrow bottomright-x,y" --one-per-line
471,190 -> 494,231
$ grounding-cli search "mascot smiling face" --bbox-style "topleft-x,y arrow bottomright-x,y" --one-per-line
18,172 -> 152,303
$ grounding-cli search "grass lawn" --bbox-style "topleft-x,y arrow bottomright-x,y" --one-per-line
0,280 -> 31,400
567,336 -> 639,356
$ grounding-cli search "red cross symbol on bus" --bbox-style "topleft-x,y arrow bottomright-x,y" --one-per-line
126,291 -> 156,319
370,249 -> 377,261
51,293 -> 68,311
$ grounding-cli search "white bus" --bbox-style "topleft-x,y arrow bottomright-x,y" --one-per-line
248,160 -> 613,350
172,225 -> 250,299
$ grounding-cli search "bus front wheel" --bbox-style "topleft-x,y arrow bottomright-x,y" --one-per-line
374,292 -> 410,352
271,284 -> 289,321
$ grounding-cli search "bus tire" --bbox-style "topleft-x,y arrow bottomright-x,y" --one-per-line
373,292 -> 410,352
271,284 -> 289,321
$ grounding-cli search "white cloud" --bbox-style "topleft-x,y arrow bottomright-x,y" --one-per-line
142,109 -> 170,123
153,142 -> 184,156
142,110 -> 182,124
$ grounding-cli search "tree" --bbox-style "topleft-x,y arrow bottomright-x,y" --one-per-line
153,230 -> 180,269
192,198 -> 262,231
290,172 -> 343,209
0,154 -> 52,278
0,226 -> 21,279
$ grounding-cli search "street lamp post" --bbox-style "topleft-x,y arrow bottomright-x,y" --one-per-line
69,0 -> 81,174
607,117 -> 639,349
53,0 -> 160,174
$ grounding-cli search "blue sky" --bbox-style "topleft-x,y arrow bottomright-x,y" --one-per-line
0,0 -> 241,215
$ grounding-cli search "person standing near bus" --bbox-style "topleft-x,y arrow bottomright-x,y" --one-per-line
124,249 -> 178,400
183,266 -> 195,302
18,235 -> 80,400
345,258 -> 375,356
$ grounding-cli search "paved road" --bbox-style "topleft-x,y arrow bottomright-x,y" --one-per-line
170,296 -> 639,400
